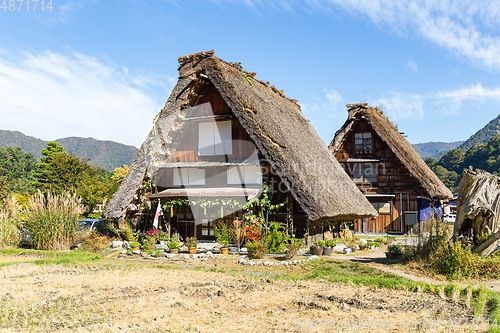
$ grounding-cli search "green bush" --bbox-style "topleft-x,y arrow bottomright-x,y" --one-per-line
24,191 -> 81,250
375,236 -> 387,244
265,221 -> 288,252
246,239 -> 268,259
285,237 -> 304,259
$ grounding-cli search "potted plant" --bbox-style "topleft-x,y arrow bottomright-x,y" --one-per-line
386,244 -> 403,259
144,228 -> 160,251
285,237 -> 304,259
168,234 -> 182,254
130,241 -> 141,251
322,239 -> 334,255
214,222 -> 232,255
185,237 -> 198,254
310,241 -> 323,256
366,241 -> 380,250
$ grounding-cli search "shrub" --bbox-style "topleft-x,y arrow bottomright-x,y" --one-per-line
0,196 -> 20,247
285,238 -> 304,259
315,239 -> 327,248
243,224 -> 262,242
24,191 -> 81,250
80,230 -> 115,252
345,237 -> 361,249
366,241 -> 380,248
246,239 -> 268,259
264,221 -> 288,253
214,221 -> 232,247
121,222 -> 136,242
388,244 -> 402,254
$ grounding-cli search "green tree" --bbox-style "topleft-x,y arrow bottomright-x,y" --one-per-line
32,142 -> 64,188
0,147 -> 38,194
0,175 -> 7,206
37,152 -> 113,213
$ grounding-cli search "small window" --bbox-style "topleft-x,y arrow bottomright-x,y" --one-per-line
371,202 -> 391,214
227,165 -> 262,185
198,120 -> 232,156
173,168 -> 206,186
352,163 -> 377,184
355,132 -> 372,152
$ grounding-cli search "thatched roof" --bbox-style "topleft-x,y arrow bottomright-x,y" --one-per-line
329,103 -> 453,200
104,51 -> 377,221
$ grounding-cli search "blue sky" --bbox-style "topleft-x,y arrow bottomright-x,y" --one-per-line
1,0 -> 499,148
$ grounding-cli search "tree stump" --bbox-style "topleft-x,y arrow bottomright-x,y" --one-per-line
455,168 -> 500,255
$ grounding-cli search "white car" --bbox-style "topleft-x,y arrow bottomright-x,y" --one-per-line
444,214 -> 456,223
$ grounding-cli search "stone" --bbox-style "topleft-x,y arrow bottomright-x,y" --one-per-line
158,253 -> 168,258
333,244 -> 347,251
120,250 -> 127,255
360,239 -> 367,244
206,251 -> 213,255
140,252 -> 149,257
339,302 -> 350,311
132,250 -> 140,255
189,254 -> 197,259
240,247 -> 248,252
229,247 -> 238,252
151,252 -> 157,257
183,254 -> 190,259
123,241 -> 131,249
155,244 -> 169,251
198,253 -> 206,257
166,253 -> 176,258
111,241 -> 123,248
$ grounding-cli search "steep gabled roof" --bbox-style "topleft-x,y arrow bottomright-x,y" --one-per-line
105,51 -> 377,221
329,103 -> 453,200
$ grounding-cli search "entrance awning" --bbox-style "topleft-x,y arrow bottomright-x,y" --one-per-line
149,187 -> 261,199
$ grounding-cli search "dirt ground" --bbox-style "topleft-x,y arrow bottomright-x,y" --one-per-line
0,252 -> 485,333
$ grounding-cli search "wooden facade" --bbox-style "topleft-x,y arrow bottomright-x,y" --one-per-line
154,85 -> 307,240
330,105 -> 452,234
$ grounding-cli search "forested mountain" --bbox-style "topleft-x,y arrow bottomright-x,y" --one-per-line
426,135 -> 500,193
413,141 -> 464,159
0,130 -> 138,172
458,114 -> 500,151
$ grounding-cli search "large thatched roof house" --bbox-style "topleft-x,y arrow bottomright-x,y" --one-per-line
104,51 -> 376,240
329,103 -> 453,233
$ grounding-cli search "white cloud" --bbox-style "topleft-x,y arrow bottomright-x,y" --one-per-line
219,0 -> 500,72
432,83 -> 500,113
374,91 -> 425,121
0,49 -> 171,147
407,60 -> 418,73
372,83 -> 500,119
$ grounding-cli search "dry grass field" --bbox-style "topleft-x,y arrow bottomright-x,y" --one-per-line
0,251 -> 489,333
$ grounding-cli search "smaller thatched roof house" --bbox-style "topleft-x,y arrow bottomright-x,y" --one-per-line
329,103 -> 452,233
105,51 -> 376,239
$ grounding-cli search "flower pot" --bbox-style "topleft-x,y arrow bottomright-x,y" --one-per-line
145,243 -> 156,251
322,246 -> 333,255
170,248 -> 179,254
220,247 -> 229,255
385,252 -> 403,259
189,247 -> 197,254
310,246 -> 323,256
343,248 -> 352,254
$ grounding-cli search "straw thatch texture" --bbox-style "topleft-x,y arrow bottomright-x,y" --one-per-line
329,104 -> 453,200
105,53 -> 377,221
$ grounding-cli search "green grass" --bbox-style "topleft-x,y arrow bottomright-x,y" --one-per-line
0,248 -> 104,266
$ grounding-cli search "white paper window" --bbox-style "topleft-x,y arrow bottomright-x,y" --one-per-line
352,163 -> 377,184
173,168 -> 206,186
355,132 -> 372,152
227,166 -> 262,185
198,121 -> 232,156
